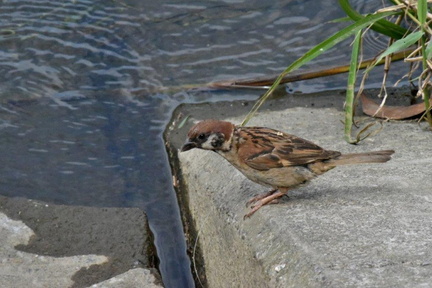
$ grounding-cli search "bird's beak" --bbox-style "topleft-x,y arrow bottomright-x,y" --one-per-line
181,140 -> 197,152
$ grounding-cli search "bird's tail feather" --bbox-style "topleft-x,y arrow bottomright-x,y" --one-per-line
330,150 -> 395,166
309,150 -> 394,174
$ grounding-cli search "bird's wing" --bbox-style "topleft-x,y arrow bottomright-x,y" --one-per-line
236,127 -> 341,171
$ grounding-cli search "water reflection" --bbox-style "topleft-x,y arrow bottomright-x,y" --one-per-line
0,0 -> 405,287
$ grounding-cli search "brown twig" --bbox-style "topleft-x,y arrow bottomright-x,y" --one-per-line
208,49 -> 412,89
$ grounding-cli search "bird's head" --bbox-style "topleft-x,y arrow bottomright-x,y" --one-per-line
181,119 -> 235,152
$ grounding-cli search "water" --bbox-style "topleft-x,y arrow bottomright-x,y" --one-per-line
0,1 -> 407,287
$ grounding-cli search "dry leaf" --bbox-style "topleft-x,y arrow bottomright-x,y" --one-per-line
360,93 -> 425,120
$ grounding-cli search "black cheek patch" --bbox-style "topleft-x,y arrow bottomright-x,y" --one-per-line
211,133 -> 225,148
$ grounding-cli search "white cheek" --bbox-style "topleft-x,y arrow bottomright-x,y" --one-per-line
200,134 -> 231,151
201,135 -> 217,149
201,140 -> 214,149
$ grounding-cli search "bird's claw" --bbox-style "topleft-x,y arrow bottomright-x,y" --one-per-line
244,202 -> 263,219
245,196 -> 260,207
243,190 -> 288,220
245,189 -> 278,207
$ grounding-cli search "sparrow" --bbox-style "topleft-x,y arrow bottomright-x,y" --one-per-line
181,119 -> 394,218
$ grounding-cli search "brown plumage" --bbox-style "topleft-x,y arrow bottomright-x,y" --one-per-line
181,119 -> 394,218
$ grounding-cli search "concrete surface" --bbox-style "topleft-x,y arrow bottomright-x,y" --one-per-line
169,90 -> 432,288
0,196 -> 163,288
90,268 -> 162,288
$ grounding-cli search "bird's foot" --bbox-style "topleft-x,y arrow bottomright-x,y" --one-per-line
246,188 -> 278,207
244,190 -> 287,219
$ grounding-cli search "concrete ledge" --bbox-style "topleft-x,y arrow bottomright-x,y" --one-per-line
174,103 -> 432,287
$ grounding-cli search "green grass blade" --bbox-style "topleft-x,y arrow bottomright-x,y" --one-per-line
241,10 -> 397,126
426,40 -> 432,60
367,31 -> 424,73
339,0 -> 407,39
344,30 -> 362,144
417,0 -> 427,25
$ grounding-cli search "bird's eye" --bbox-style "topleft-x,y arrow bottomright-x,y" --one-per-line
197,133 -> 206,140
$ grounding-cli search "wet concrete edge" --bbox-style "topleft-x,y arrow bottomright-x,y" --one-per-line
0,195 -> 163,287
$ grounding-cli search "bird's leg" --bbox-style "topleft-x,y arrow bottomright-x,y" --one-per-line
246,188 -> 278,207
244,188 -> 289,219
